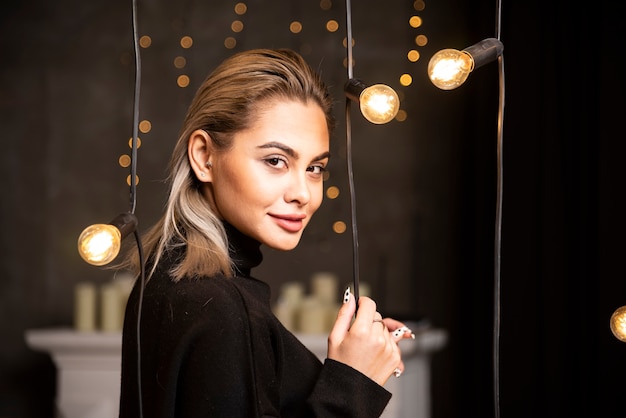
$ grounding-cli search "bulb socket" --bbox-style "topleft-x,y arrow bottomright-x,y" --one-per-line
344,78 -> 368,103
463,38 -> 504,70
109,212 -> 138,239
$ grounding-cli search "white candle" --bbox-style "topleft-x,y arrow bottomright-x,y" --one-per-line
100,283 -> 121,332
74,282 -> 97,332
298,297 -> 329,334
114,274 -> 135,328
280,282 -> 305,305
311,272 -> 338,304
273,302 -> 296,332
359,281 -> 372,297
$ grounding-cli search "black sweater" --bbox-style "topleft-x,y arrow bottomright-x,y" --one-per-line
119,224 -> 391,417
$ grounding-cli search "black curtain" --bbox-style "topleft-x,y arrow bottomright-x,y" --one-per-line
433,1 -> 626,417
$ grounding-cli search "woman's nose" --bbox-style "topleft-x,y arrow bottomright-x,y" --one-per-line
284,172 -> 311,205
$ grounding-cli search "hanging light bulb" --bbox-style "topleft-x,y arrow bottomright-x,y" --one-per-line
78,212 -> 138,266
428,38 -> 504,90
344,78 -> 400,124
428,49 -> 474,90
610,305 -> 626,342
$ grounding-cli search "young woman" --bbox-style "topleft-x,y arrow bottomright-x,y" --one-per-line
119,48 -> 415,418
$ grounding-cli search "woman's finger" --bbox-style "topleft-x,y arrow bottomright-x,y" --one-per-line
384,319 -> 416,341
351,296 -> 378,332
328,287 -> 356,345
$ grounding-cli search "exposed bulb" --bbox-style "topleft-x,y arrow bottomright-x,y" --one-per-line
77,212 -> 137,266
427,48 -> 474,90
359,84 -> 400,124
428,39 -> 504,90
78,223 -> 122,266
610,305 -> 626,342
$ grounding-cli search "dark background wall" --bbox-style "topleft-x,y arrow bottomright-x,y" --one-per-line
1,0 -> 625,417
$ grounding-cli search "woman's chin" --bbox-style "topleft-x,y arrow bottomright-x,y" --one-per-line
262,236 -> 302,252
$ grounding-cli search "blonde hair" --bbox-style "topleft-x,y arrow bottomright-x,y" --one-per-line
121,49 -> 334,281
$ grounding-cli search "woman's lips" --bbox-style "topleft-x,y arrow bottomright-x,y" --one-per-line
271,215 -> 305,233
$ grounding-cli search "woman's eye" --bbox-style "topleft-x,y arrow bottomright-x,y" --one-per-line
265,157 -> 287,168
308,165 -> 326,175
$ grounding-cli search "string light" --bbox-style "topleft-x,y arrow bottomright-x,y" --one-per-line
610,306 -> 626,342
344,79 -> 400,124
78,213 -> 138,266
428,38 -> 504,90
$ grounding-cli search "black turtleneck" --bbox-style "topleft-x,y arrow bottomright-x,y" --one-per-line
119,224 -> 391,417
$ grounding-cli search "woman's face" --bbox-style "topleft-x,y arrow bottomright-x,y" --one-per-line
208,99 -> 330,251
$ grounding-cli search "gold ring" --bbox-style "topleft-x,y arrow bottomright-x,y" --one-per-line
373,319 -> 386,330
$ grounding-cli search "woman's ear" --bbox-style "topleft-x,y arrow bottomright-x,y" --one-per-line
188,129 -> 214,182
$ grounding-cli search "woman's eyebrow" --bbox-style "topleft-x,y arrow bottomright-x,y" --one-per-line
313,151 -> 331,162
258,141 -> 297,158
258,142 -> 330,162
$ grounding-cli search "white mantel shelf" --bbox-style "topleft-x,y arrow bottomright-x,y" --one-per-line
26,324 -> 447,418
26,329 -> 123,418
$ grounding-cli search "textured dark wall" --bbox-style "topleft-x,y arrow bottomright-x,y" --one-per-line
0,1 -> 437,416
1,0 -> 625,417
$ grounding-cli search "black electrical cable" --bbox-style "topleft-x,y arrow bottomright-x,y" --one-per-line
492,56 -> 504,418
129,0 -> 146,417
345,98 -> 359,304
345,0 -> 354,81
344,0 -> 360,305
133,230 -> 146,418
493,0 -> 504,417
129,0 -> 141,215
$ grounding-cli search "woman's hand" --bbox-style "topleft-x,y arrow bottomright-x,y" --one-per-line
326,288 -> 415,386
